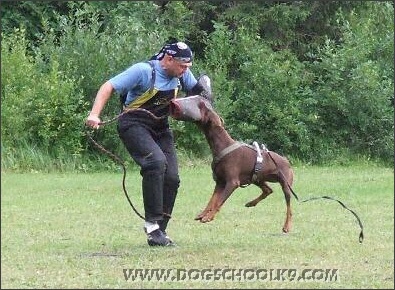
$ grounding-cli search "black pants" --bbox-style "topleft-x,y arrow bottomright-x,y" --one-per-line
117,112 -> 180,227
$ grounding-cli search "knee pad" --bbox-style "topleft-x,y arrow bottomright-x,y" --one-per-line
165,174 -> 180,190
141,156 -> 167,175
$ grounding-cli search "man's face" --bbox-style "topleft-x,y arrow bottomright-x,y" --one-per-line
165,56 -> 192,77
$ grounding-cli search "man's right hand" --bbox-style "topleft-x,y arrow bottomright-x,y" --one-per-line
86,114 -> 101,129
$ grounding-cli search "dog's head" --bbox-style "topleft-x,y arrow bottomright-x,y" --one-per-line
170,95 -> 213,121
197,100 -> 224,128
169,74 -> 214,121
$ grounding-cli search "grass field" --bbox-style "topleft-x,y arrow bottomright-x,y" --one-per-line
1,164 -> 394,289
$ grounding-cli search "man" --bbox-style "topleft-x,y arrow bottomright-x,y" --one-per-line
86,41 -> 208,246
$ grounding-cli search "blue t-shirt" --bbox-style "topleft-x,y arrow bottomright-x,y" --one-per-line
109,60 -> 198,106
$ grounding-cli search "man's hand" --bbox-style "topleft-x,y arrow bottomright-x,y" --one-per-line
86,114 -> 101,129
85,81 -> 114,129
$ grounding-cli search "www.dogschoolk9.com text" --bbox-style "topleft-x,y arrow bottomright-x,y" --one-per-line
123,268 -> 339,282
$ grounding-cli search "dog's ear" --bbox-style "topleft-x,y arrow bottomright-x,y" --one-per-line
198,101 -> 207,109
198,100 -> 210,123
198,99 -> 213,111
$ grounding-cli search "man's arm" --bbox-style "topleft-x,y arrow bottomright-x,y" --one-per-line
86,81 -> 114,129
186,74 -> 213,103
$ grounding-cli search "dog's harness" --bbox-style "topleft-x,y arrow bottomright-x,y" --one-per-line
213,141 -> 245,165
252,141 -> 266,181
212,141 -> 264,184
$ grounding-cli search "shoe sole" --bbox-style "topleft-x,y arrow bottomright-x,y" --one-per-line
147,240 -> 176,247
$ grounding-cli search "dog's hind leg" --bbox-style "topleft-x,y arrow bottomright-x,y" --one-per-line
279,168 -> 294,233
245,182 -> 273,207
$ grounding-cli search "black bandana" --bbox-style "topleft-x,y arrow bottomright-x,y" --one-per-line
150,41 -> 193,63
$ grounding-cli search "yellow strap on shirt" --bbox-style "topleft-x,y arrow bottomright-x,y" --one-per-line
126,88 -> 159,109
125,87 -> 179,109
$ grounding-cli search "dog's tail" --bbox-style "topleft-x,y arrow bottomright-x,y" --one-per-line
267,150 -> 364,244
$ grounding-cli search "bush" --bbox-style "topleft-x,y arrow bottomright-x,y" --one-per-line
1,28 -> 89,160
307,2 -> 394,164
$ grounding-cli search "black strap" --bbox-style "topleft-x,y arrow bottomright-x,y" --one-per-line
119,61 -> 156,108
147,60 -> 156,93
179,76 -> 185,92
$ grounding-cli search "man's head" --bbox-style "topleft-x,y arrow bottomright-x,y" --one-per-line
154,41 -> 193,77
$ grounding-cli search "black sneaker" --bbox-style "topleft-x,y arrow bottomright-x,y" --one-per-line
146,229 -> 175,247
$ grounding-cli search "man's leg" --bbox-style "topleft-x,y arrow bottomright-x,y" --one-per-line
157,128 -> 180,235
118,123 -> 173,246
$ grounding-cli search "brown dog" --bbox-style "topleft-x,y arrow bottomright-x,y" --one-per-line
171,97 -> 294,233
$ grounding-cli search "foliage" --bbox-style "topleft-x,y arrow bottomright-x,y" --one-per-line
0,1 -> 71,43
307,2 -> 394,163
205,25 -> 313,159
203,2 -> 393,165
1,28 -> 88,161
1,1 -> 393,170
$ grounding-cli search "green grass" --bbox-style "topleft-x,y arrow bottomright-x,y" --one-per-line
1,164 -> 394,289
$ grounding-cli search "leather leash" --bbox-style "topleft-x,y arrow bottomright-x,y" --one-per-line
263,147 -> 364,243
85,108 -> 166,221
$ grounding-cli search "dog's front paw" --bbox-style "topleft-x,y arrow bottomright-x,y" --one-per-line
195,210 -> 207,220
200,215 -> 214,223
199,209 -> 217,223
